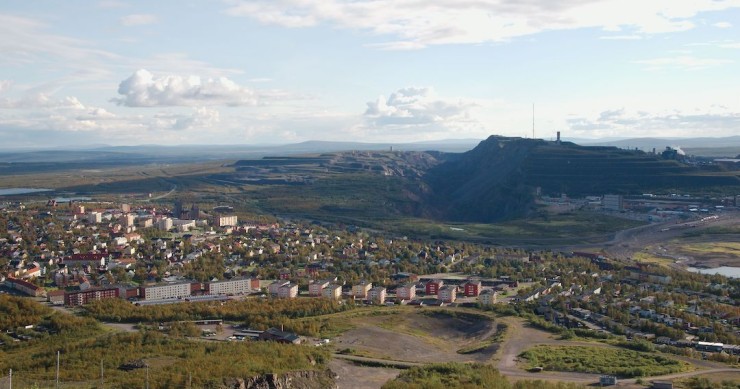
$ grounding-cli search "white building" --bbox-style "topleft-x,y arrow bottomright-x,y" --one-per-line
368,286 -> 386,304
479,289 -> 497,305
322,284 -> 342,300
278,283 -> 298,299
353,281 -> 372,299
173,219 -> 196,232
268,280 -> 290,295
208,278 -> 251,295
142,282 -> 192,300
88,212 -> 102,224
122,214 -> 135,227
156,218 -> 173,231
439,285 -> 457,303
309,279 -> 331,296
397,283 -> 416,300
215,215 -> 238,228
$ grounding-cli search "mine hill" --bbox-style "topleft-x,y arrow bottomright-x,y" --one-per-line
421,136 -> 740,222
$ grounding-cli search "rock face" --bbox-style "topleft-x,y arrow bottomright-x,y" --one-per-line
221,370 -> 337,389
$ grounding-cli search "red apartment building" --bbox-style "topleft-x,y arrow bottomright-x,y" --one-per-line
425,279 -> 444,295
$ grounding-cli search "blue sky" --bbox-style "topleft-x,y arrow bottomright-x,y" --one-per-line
1,0 -> 739,147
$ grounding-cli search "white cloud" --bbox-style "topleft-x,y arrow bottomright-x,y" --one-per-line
713,21 -> 733,28
599,35 -> 643,40
0,14 -> 119,67
566,107 -> 740,138
633,55 -> 733,70
113,69 -> 258,107
120,14 -> 158,26
173,107 -> 221,130
225,0 -> 740,49
0,80 -> 12,94
0,93 -> 86,110
361,87 -> 479,136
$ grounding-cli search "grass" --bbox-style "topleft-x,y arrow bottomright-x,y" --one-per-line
633,252 -> 675,267
677,242 -> 740,255
519,345 -> 690,378
385,211 -> 645,244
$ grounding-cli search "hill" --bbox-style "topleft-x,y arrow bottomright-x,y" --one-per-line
422,136 -> 740,222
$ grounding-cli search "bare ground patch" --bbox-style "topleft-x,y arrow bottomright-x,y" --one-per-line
333,309 -> 498,364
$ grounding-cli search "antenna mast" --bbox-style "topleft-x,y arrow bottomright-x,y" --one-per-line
532,103 -> 535,139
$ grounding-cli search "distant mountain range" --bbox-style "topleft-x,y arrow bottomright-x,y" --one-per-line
2,136 -> 739,163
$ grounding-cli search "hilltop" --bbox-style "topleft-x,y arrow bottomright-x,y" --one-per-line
420,136 -> 740,222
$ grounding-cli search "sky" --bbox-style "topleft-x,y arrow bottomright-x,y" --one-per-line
1,0 -> 739,148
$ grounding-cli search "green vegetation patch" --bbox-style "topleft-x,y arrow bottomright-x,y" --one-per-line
519,345 -> 689,378
0,296 -> 330,389
381,363 -> 583,389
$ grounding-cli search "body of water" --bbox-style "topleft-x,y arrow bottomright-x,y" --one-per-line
54,196 -> 92,202
686,266 -> 740,279
0,188 -> 52,196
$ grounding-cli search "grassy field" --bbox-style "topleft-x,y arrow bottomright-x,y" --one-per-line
519,345 -> 690,377
633,251 -> 675,267
385,212 -> 645,245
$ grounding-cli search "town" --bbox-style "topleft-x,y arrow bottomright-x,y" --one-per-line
1,197 -> 738,365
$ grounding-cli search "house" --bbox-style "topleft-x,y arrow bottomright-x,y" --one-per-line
397,283 -> 416,301
479,289 -> 497,305
425,279 -> 443,295
368,286 -> 386,304
322,284 -> 342,300
438,285 -> 457,303
259,327 -> 301,344
278,283 -> 298,299
463,280 -> 482,297
353,281 -> 372,299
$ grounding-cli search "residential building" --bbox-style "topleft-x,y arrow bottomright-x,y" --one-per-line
464,280 -> 482,297
278,283 -> 298,299
353,281 -> 372,299
268,280 -> 290,295
141,282 -> 192,300
397,283 -> 416,301
122,214 -> 135,227
215,215 -> 238,227
425,279 -> 443,295
438,285 -> 457,303
65,287 -> 120,306
47,290 -> 66,305
479,289 -> 497,305
309,279 -> 331,296
157,217 -> 173,231
87,212 -> 102,224
368,286 -> 386,304
4,277 -> 45,297
207,278 -> 252,295
322,284 -> 342,300
138,218 -> 153,228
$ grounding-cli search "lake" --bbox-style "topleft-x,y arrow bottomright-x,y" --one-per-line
0,188 -> 52,196
686,266 -> 740,279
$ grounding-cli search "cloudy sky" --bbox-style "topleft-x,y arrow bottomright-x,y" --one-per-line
1,1 -> 739,148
